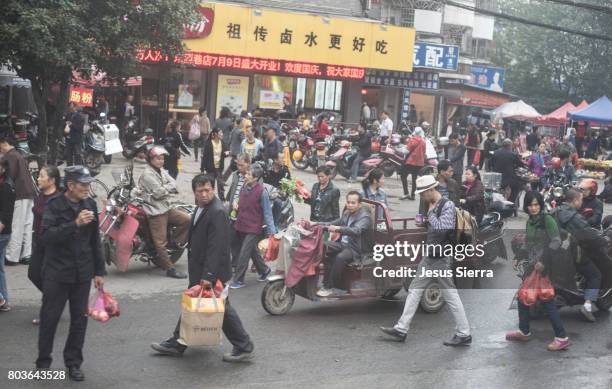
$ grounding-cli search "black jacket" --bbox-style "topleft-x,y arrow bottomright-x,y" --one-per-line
492,148 -> 525,186
187,197 -> 232,286
0,178 -> 15,235
306,182 -> 340,222
555,204 -> 607,252
201,138 -> 226,173
40,195 -> 105,283
483,139 -> 498,158
526,133 -> 540,151
357,132 -> 372,157
262,138 -> 283,161
581,195 -> 603,229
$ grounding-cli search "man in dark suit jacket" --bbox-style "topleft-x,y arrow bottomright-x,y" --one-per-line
492,139 -> 526,202
151,174 -> 255,362
317,191 -> 372,297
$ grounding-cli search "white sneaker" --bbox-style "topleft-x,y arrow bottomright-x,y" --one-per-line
316,288 -> 333,297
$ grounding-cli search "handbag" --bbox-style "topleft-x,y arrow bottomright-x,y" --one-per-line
188,118 -> 201,141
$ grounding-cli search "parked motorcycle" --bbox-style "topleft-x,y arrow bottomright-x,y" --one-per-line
83,114 -> 107,175
98,155 -> 193,272
325,139 -> 382,180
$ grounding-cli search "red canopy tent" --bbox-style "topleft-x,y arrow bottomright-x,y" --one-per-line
536,102 -> 577,126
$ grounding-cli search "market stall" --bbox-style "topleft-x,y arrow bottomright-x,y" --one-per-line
492,100 -> 541,121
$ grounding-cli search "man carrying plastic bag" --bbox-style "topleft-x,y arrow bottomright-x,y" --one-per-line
151,174 -> 255,362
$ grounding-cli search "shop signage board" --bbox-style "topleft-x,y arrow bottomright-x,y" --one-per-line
215,74 -> 249,117
182,2 -> 415,72
69,86 -> 94,107
137,50 -> 365,80
413,42 -> 459,71
467,65 -> 505,92
364,69 -> 439,90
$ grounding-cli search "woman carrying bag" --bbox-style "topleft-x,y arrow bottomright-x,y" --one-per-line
506,191 -> 570,351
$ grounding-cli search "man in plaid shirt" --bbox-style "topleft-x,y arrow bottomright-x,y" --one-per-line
380,175 -> 472,346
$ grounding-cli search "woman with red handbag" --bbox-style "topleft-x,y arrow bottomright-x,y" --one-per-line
506,191 -> 570,351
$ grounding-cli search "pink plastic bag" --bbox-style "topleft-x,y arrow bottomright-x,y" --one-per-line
88,288 -> 119,322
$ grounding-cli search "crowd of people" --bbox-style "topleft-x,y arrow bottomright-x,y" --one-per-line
0,101 -> 610,380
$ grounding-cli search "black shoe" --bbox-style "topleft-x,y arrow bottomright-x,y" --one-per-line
379,326 -> 407,342
4,260 -> 18,267
443,334 -> 472,347
151,338 -> 187,356
19,257 -> 31,265
68,366 -> 85,381
222,345 -> 254,363
166,268 -> 187,279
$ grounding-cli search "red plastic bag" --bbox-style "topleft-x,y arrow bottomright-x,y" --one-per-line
264,236 -> 281,262
472,149 -> 481,166
536,275 -> 555,302
184,280 -> 224,298
518,272 -> 540,306
88,289 -> 119,322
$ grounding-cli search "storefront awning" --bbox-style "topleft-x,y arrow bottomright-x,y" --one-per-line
72,70 -> 142,87
447,86 -> 511,109
0,75 -> 31,88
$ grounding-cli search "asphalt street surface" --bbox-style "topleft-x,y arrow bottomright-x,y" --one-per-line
1,154 -> 611,389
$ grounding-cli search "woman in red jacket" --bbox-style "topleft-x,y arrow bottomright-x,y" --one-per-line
400,128 -> 426,200
313,115 -> 331,141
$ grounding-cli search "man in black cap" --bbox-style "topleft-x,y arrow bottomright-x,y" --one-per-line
36,166 -> 105,381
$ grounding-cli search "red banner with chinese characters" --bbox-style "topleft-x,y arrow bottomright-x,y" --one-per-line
136,49 -> 364,80
69,86 -> 94,107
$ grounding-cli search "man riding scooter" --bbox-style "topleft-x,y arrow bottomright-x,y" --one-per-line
138,146 -> 191,279
578,179 -> 603,229
555,189 -> 605,322
316,191 -> 372,297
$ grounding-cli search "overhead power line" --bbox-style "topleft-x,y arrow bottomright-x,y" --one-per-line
445,0 -> 612,42
540,0 -> 612,14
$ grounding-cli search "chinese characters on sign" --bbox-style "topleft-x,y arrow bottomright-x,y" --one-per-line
364,69 -> 439,90
137,50 -> 365,80
184,3 -> 415,72
413,42 -> 459,71
69,86 -> 94,107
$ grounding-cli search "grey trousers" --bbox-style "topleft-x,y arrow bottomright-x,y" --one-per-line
394,257 -> 470,337
234,232 -> 268,283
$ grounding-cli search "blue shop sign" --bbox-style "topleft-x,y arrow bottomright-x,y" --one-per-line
413,42 -> 459,71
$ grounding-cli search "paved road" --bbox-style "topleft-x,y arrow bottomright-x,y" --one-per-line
1,155 -> 611,388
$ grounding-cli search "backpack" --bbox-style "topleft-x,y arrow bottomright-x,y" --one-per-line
436,198 -> 479,245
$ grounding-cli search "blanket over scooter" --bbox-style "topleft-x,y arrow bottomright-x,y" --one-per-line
285,221 -> 325,288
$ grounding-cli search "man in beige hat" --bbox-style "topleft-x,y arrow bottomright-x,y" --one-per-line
380,175 -> 472,346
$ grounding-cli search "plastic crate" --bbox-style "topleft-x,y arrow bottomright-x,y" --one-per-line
482,172 -> 502,191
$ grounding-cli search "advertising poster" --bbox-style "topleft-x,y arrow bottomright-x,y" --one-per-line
216,74 -> 249,117
259,90 -> 285,110
468,65 -> 505,92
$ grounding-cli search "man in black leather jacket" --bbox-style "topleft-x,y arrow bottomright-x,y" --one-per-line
578,179 -> 603,229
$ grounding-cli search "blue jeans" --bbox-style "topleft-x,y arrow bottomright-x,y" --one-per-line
576,260 -> 601,302
518,299 -> 565,338
350,154 -> 364,180
0,234 -> 10,303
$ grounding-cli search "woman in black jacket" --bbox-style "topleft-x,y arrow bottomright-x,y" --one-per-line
162,120 -> 191,179
200,128 -> 228,201
482,130 -> 498,171
460,166 -> 486,224
306,166 -> 340,222
0,158 -> 15,312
